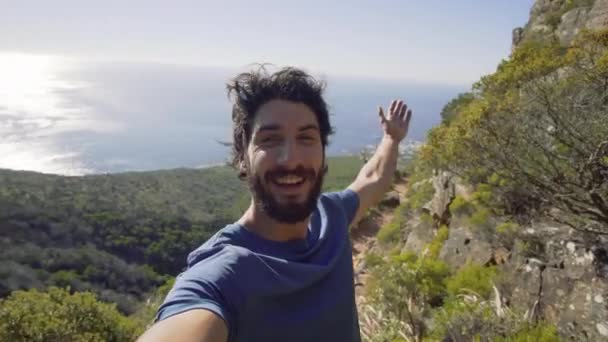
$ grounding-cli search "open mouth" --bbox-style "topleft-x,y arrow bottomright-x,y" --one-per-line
272,175 -> 305,187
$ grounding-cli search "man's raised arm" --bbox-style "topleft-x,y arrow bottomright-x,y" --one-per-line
348,99 -> 412,224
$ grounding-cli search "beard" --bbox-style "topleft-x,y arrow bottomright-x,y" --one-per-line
248,164 -> 325,224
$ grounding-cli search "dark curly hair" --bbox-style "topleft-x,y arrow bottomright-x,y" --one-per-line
227,65 -> 334,178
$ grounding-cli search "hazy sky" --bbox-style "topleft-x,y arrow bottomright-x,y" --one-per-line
1,0 -> 534,84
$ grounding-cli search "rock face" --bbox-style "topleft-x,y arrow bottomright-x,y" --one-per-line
439,226 -> 494,270
402,220 -> 435,255
422,171 -> 455,226
557,7 -> 593,44
507,232 -> 608,340
513,0 -> 608,48
416,174 -> 608,339
588,0 -> 608,29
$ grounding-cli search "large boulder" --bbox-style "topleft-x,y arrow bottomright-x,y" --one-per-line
402,220 -> 435,255
438,226 -> 494,270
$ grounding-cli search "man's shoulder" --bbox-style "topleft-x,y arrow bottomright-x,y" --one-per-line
320,188 -> 358,203
186,224 -> 254,268
318,189 -> 360,224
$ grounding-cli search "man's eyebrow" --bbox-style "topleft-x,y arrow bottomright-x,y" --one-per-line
299,124 -> 319,132
257,124 -> 281,132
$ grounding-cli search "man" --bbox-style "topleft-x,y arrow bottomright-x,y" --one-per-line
138,66 -> 412,341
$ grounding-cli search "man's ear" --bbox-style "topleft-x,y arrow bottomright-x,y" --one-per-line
323,163 -> 329,175
238,160 -> 248,180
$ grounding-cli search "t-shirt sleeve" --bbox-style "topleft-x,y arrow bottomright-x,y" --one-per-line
327,189 -> 360,225
154,249 -> 235,331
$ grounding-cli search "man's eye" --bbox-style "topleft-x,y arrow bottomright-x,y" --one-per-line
260,136 -> 280,144
298,136 -> 315,142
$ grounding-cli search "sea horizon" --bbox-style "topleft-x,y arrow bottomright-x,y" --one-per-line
0,55 -> 466,176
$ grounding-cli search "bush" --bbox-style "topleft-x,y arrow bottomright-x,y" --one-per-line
468,206 -> 491,229
445,264 -> 497,299
421,30 -> 608,234
367,252 -> 450,340
377,203 -> 407,245
429,298 -> 504,341
428,225 -> 450,259
408,181 -> 435,211
364,252 -> 384,269
449,195 -> 474,216
0,287 -> 142,342
496,322 -> 562,342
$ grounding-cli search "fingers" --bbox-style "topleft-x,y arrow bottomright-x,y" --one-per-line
386,99 -> 412,123
378,106 -> 387,123
399,102 -> 407,120
389,100 -> 398,116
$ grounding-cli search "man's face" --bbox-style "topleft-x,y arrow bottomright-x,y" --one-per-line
244,99 -> 325,223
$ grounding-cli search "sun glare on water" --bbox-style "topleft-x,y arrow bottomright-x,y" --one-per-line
0,52 -> 93,175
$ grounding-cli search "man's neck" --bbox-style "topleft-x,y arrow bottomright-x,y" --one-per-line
237,202 -> 310,242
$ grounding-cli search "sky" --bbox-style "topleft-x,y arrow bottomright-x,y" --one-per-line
0,1 -> 536,175
1,0 -> 534,84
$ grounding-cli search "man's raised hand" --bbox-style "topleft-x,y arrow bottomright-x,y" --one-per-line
378,99 -> 412,142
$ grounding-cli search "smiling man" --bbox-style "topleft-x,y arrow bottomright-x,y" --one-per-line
138,66 -> 412,342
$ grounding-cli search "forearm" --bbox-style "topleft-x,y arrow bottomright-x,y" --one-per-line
357,135 -> 400,200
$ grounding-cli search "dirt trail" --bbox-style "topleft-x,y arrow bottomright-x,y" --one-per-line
350,178 -> 409,293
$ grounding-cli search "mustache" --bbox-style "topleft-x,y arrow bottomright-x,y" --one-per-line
265,166 -> 316,181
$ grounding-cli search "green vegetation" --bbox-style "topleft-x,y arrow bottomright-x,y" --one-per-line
376,202 -> 408,245
427,225 -> 449,259
402,153 -> 435,212
323,155 -> 364,192
0,287 -> 142,342
365,22 -> 608,342
421,29 -> 608,235
440,92 -> 475,124
448,195 -> 474,216
496,323 -> 562,342
366,251 -> 450,340
445,263 -> 497,298
0,155 -> 363,316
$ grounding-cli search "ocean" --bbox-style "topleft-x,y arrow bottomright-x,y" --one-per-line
0,57 -> 466,175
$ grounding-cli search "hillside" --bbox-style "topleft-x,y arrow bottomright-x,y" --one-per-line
353,0 -> 608,340
0,156 -> 363,315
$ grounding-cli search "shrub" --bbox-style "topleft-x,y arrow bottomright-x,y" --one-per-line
449,195 -> 474,216
377,204 -> 407,245
469,206 -> 491,229
367,252 -> 450,340
445,264 -> 497,299
428,225 -> 450,259
364,251 -> 384,269
0,287 -> 142,342
408,181 -> 435,211
496,322 -> 562,342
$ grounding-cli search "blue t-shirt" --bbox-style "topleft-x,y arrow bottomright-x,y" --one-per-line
155,189 -> 361,341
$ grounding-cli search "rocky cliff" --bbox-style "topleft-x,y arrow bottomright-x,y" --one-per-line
424,173 -> 608,340
513,0 -> 608,47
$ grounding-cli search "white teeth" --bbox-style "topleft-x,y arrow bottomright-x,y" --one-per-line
276,175 -> 303,184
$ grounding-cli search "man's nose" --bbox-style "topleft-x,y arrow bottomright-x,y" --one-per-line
277,140 -> 299,168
